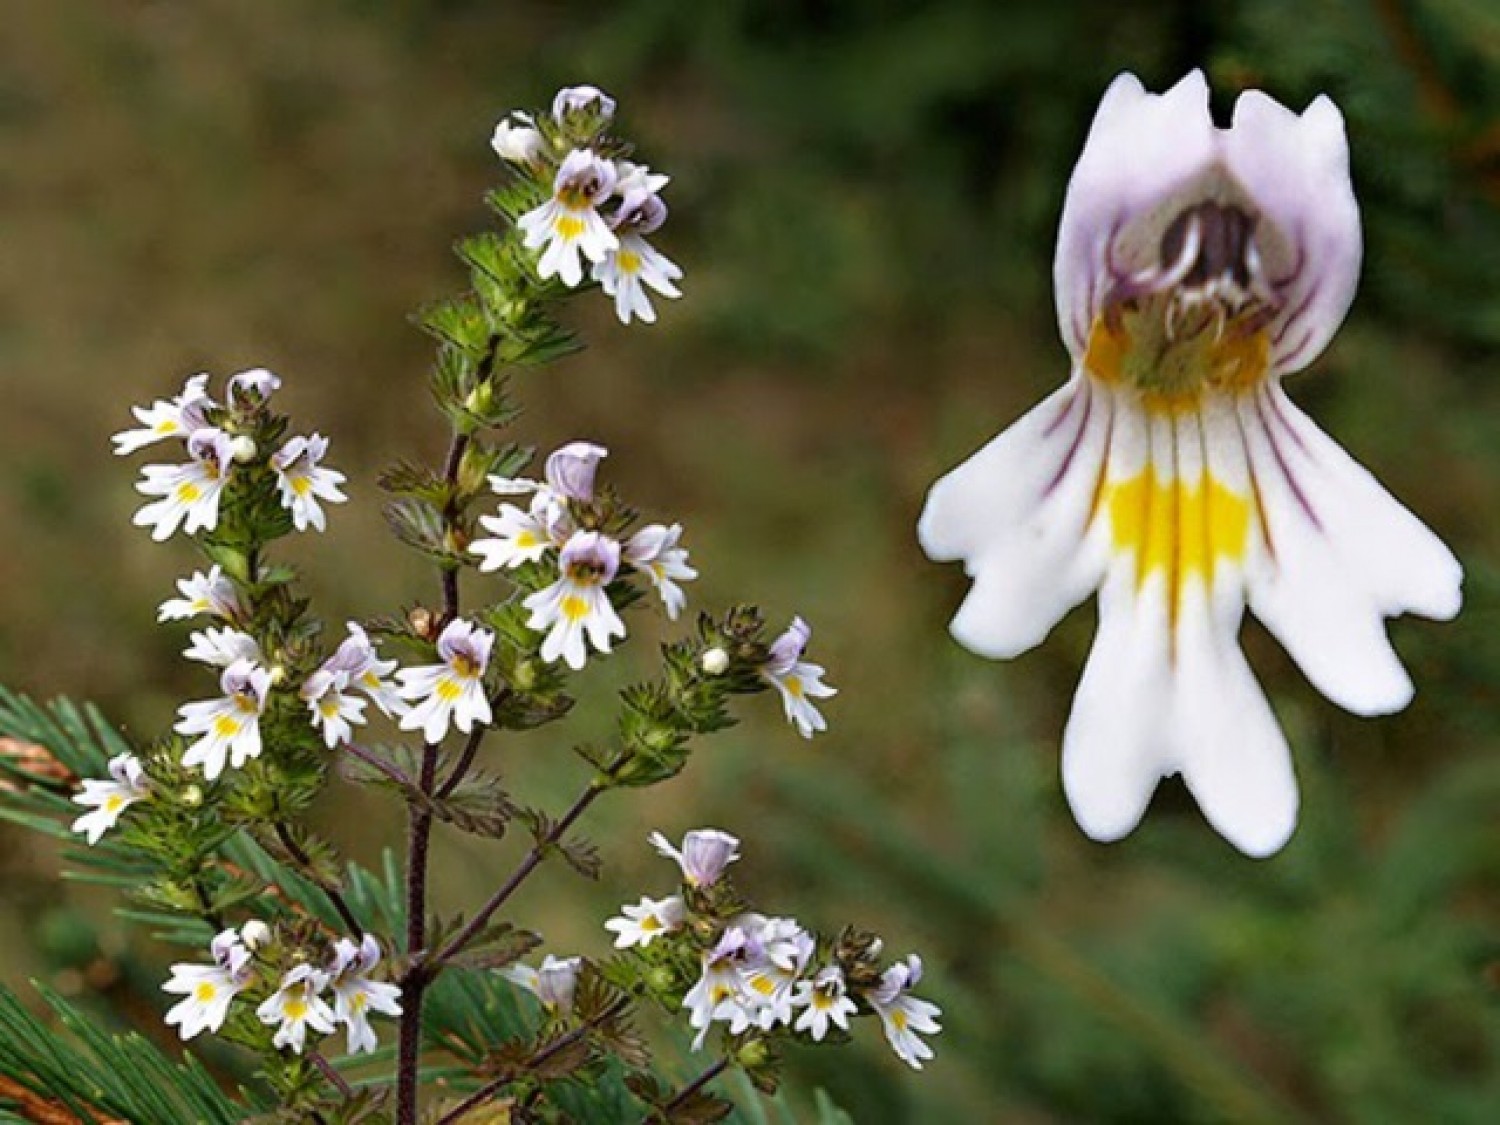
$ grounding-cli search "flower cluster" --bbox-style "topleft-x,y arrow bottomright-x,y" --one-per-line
163,925 -> 400,1056
604,829 -> 942,1070
494,85 -> 683,325
470,440 -> 697,670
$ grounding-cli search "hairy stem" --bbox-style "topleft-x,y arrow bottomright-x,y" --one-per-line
660,1057 -> 731,1117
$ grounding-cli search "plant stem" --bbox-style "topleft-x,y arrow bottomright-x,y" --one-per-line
272,821 -> 361,935
659,1057 -> 731,1117
434,998 -> 630,1125
428,778 -> 606,972
309,1050 -> 354,1099
343,740 -> 419,790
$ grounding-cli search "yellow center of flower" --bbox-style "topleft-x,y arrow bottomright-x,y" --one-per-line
104,794 -> 125,813
176,482 -> 202,503
640,915 -> 662,932
515,531 -> 539,549
291,475 -> 313,497
554,214 -> 586,241
561,594 -> 591,622
284,997 -> 308,1020
213,716 -> 242,738
435,677 -> 463,702
194,982 -> 217,1002
617,250 -> 641,275
351,992 -> 368,1013
890,1008 -> 908,1031
1084,308 -> 1270,413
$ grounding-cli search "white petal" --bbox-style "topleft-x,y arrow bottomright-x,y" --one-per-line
1053,71 -> 1217,359
919,375 -> 1111,658
1223,92 -> 1361,373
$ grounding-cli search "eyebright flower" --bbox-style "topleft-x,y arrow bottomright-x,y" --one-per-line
227,366 -> 281,403
865,955 -> 942,1070
471,492 -> 561,572
593,178 -> 683,325
793,966 -> 858,1042
324,622 -> 403,717
271,434 -> 347,532
327,935 -> 403,1055
112,373 -> 215,455
176,659 -> 272,780
491,111 -> 544,165
761,617 -> 837,739
624,523 -> 696,619
545,440 -> 608,502
737,916 -> 815,1031
523,530 -> 627,670
183,626 -> 264,668
256,964 -> 337,1054
649,828 -> 740,888
395,618 -> 494,741
158,565 -> 242,623
683,926 -> 755,1049
552,84 -> 616,124
502,954 -> 583,1014
70,753 -> 150,845
918,72 -> 1463,858
132,428 -> 235,541
301,668 -> 366,749
604,894 -> 687,949
163,929 -> 253,1041
518,149 -> 619,288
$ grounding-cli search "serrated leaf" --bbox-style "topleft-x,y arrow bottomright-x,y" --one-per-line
449,922 -> 543,972
666,1092 -> 734,1125
384,498 -> 463,563
433,771 -> 516,839
555,835 -> 602,881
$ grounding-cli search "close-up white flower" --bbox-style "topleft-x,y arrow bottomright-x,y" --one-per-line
132,427 -> 236,542
682,926 -> 755,1050
395,617 -> 494,742
919,71 -> 1463,858
176,658 -> 273,780
518,148 -> 620,288
761,616 -> 838,739
271,433 -> 348,532
301,667 -> 367,748
158,565 -> 243,623
327,935 -> 403,1056
604,894 -> 687,949
792,965 -> 858,1042
865,955 -> 943,1071
162,929 -> 253,1041
502,954 -> 583,1014
649,827 -> 740,888
325,622 -> 403,717
183,626 -> 264,668
70,752 -> 150,845
256,964 -> 337,1054
624,523 -> 696,619
112,373 -> 215,456
592,183 -> 682,325
523,530 -> 627,670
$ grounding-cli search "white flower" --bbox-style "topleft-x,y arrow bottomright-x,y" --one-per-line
737,916 -> 814,1031
70,753 -> 150,845
324,622 -> 403,718
132,428 -> 235,541
176,659 -> 272,780
649,828 -> 740,888
471,494 -> 559,571
593,186 -> 682,325
552,85 -> 616,123
518,149 -> 619,287
227,367 -> 281,402
183,626 -> 263,668
256,964 -> 336,1054
918,72 -> 1463,858
793,966 -> 857,1042
502,954 -> 583,1014
491,111 -> 543,164
683,927 -> 754,1050
163,929 -> 253,1041
240,920 -> 272,950
625,523 -> 697,619
301,668 -> 367,749
112,373 -> 215,455
545,440 -> 608,502
395,618 -> 494,742
327,935 -> 402,1056
865,955 -> 942,1070
271,434 -> 347,532
158,566 -> 242,623
761,617 -> 837,739
604,895 -> 686,949
523,531 -> 626,670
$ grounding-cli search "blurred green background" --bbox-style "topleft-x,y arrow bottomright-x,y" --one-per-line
1,1 -> 1498,1121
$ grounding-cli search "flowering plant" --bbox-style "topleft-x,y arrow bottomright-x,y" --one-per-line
0,85 -> 937,1123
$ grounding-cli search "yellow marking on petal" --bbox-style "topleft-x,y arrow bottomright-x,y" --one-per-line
352,992 -> 368,1013
710,985 -> 733,1004
890,1009 -> 908,1031
617,250 -> 641,275
213,716 -> 242,738
1084,313 -> 1271,413
640,915 -> 662,932
284,998 -> 308,1020
1106,467 -> 1250,628
561,594 -> 590,623
155,420 -> 180,435
291,476 -> 313,497
554,215 -> 585,241
194,982 -> 217,1002
784,676 -> 804,699
319,698 -> 341,718
435,677 -> 463,702
104,794 -> 125,813
360,672 -> 381,689
748,975 -> 777,997
515,531 -> 539,549
175,482 -> 202,503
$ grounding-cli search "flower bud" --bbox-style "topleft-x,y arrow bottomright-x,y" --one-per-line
700,647 -> 730,676
228,435 -> 258,463
180,784 -> 203,808
552,85 -> 616,124
491,113 -> 544,165
240,920 -> 271,950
